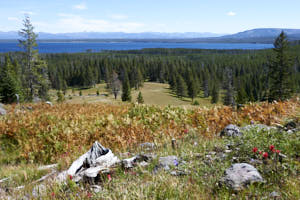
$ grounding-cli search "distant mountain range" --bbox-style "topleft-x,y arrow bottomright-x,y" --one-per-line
1,28 -> 300,43
0,31 -> 224,40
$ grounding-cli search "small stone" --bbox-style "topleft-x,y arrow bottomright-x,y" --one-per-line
220,124 -> 243,137
33,97 -> 42,103
122,154 -> 153,169
38,163 -> 58,171
170,170 -> 187,176
0,107 -> 6,116
45,101 -> 53,106
0,177 -> 10,183
225,150 -> 232,153
90,185 -> 102,193
269,191 -> 280,198
139,161 -> 149,167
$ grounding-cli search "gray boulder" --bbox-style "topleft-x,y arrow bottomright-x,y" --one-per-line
222,163 -> 264,190
220,124 -> 243,137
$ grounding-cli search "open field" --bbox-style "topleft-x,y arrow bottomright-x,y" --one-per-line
49,82 -> 213,107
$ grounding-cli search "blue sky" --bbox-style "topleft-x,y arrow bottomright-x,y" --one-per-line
0,0 -> 299,33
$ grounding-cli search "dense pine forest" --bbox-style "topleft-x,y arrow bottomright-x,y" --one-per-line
1,39 -> 299,105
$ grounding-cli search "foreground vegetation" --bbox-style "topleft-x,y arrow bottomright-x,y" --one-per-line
0,100 -> 299,199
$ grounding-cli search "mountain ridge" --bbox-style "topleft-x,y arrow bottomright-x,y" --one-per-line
1,28 -> 300,43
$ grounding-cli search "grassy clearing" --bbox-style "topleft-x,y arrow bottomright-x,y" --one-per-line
49,82 -> 213,107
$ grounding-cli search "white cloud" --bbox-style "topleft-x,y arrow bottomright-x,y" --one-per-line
8,17 -> 19,21
73,3 -> 87,10
227,11 -> 236,16
20,11 -> 36,15
49,14 -> 144,33
109,14 -> 128,20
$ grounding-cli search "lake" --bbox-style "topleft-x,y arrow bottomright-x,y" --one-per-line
0,42 -> 273,53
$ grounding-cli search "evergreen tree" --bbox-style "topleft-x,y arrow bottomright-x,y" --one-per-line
121,71 -> 131,102
176,75 -> 188,98
187,73 -> 198,101
19,15 -> 49,101
223,68 -> 235,106
268,31 -> 294,101
236,86 -> 248,104
0,55 -> 21,103
137,91 -> 144,104
203,78 -> 209,98
211,83 -> 219,104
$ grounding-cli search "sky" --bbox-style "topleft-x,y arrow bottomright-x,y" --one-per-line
0,0 -> 300,34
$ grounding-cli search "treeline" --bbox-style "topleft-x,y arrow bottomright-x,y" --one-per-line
1,32 -> 300,104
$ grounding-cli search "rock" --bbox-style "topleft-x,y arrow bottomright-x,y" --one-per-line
139,161 -> 149,167
67,141 -> 119,176
122,154 -> 154,169
220,124 -> 243,137
66,141 -> 120,185
90,185 -> 102,193
241,124 -> 276,132
84,166 -> 109,178
140,142 -> 155,150
33,97 -> 42,103
285,121 -> 297,130
38,163 -> 58,171
170,170 -> 188,176
45,101 -> 53,106
0,177 -> 10,183
159,156 -> 179,170
222,163 -> 264,190
0,107 -> 6,116
122,157 -> 137,169
269,191 -> 280,198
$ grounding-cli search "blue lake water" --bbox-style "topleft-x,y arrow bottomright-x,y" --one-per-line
0,42 -> 274,53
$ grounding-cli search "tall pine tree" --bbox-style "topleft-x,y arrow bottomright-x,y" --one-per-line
268,31 -> 294,101
121,70 -> 131,102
